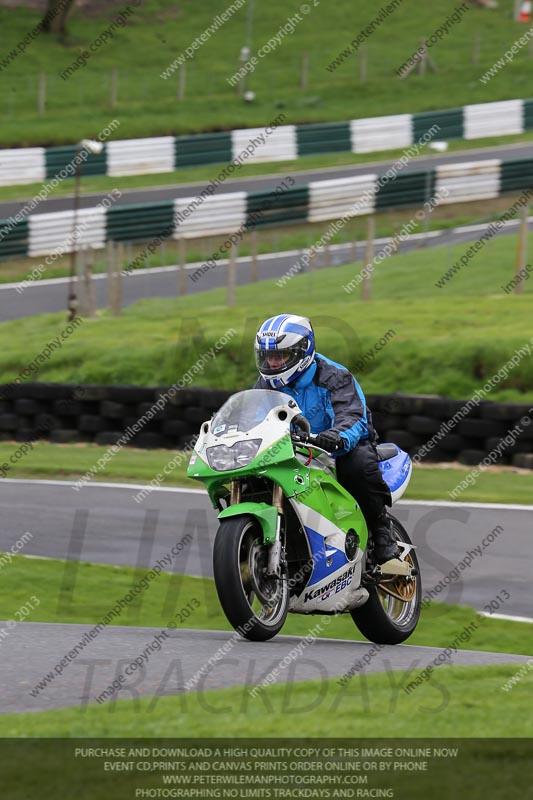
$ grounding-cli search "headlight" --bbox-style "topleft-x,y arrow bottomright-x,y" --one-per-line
206,439 -> 262,471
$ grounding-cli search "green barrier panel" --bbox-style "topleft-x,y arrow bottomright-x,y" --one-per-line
412,108 -> 464,143
296,121 -> 352,156
500,158 -> 533,194
375,169 -> 435,211
45,145 -> 107,180
0,218 -> 29,260
245,185 -> 310,228
175,131 -> 233,168
523,100 -> 533,131
106,202 -> 175,243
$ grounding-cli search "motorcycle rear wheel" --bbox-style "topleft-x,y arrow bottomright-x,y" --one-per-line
351,515 -> 421,645
213,515 -> 289,641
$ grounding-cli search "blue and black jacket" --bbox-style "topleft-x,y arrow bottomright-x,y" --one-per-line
254,353 -> 376,454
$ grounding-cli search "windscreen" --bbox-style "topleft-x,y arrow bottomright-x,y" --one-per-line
211,390 -> 293,435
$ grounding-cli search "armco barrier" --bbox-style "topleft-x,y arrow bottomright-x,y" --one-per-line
0,383 -> 531,470
3,98 -> 533,187
1,154 -> 533,261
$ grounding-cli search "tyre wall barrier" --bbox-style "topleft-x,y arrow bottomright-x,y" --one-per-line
0,384 -> 532,470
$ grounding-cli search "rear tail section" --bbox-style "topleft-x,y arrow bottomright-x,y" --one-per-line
377,444 -> 412,503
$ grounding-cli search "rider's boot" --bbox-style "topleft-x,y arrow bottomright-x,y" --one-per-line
370,512 -> 398,564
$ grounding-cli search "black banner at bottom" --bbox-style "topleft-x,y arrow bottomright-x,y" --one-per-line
1,739 -> 532,799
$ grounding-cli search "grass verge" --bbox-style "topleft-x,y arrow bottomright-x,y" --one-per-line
1,442 -> 533,504
1,0 -> 532,145
0,665 -> 531,739
0,554 -> 531,738
1,227 -> 533,399
1,554 -> 531,656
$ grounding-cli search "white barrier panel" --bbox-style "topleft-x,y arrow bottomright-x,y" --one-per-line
351,114 -> 412,153
173,192 -> 247,239
0,148 -> 46,187
308,175 -> 377,222
464,100 -> 524,140
107,137 -> 175,176
28,207 -> 107,257
232,125 -> 297,163
435,159 -> 501,204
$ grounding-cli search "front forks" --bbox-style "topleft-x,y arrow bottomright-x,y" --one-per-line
267,483 -> 284,578
227,479 -> 285,578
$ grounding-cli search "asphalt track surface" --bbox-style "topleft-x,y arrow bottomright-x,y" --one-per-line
3,623 -> 530,713
1,479 -> 531,712
1,481 -> 530,617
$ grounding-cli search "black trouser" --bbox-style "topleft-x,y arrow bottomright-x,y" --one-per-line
335,439 -> 391,530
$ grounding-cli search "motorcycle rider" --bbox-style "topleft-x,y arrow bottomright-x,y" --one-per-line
254,313 -> 397,564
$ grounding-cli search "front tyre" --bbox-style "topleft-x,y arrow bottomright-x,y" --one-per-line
213,515 -> 289,641
351,515 -> 421,644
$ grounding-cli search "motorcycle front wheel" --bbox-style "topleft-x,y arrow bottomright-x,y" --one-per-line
213,515 -> 289,641
351,514 -> 421,645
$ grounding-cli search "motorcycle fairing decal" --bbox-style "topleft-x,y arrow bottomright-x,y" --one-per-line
379,447 -> 412,499
303,564 -> 356,604
304,525 -> 350,585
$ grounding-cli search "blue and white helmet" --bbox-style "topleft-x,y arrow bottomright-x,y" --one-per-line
255,314 -> 315,389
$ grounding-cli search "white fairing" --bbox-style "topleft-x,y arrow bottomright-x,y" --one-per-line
190,390 -> 301,466
391,460 -> 412,503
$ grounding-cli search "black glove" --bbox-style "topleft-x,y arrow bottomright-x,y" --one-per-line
312,430 -> 344,453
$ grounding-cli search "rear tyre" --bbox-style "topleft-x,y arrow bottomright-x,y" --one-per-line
213,515 -> 288,642
351,515 -> 421,644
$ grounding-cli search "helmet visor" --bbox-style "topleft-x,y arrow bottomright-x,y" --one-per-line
255,341 -> 308,377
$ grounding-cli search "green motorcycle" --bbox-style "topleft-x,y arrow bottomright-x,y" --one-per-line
187,389 -> 421,644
